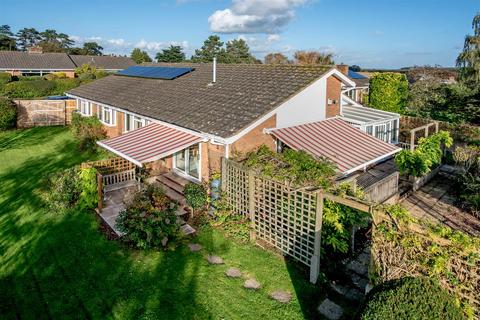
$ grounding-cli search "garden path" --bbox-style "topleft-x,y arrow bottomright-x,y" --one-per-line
401,171 -> 480,237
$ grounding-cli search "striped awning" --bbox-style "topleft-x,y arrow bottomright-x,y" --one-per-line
268,118 -> 401,174
97,123 -> 205,167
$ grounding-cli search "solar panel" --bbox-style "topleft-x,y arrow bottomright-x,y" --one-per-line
348,70 -> 367,79
117,66 -> 194,80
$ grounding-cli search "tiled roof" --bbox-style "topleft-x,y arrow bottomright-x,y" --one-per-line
67,63 -> 333,138
268,118 -> 401,174
0,51 -> 75,69
69,55 -> 135,70
0,51 -> 135,71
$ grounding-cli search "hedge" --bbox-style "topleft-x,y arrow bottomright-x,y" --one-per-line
2,79 -> 57,98
0,72 -> 12,86
0,97 -> 16,130
369,72 -> 409,113
358,277 -> 465,320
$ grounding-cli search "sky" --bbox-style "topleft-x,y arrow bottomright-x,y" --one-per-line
2,0 -> 479,69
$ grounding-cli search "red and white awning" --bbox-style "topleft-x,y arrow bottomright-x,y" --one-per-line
268,118 -> 401,174
97,123 -> 205,167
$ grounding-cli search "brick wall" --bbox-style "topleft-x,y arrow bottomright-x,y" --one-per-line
231,115 -> 277,155
15,99 -> 76,128
326,76 -> 341,118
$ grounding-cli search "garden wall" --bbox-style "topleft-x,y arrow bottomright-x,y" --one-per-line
15,99 -> 76,128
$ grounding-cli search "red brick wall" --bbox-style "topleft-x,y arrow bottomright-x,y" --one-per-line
231,115 -> 277,156
326,76 -> 342,118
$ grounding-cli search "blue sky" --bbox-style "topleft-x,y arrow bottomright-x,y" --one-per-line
2,0 -> 478,68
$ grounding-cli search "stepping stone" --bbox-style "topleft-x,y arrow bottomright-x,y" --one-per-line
188,243 -> 202,252
350,273 -> 369,291
346,260 -> 368,276
317,298 -> 344,320
243,278 -> 261,290
225,267 -> 242,278
270,290 -> 292,303
206,255 -> 224,265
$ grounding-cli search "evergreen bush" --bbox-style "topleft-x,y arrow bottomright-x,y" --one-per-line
359,277 -> 464,320
0,97 -> 16,130
70,113 -> 106,151
2,79 -> 56,98
369,72 -> 409,113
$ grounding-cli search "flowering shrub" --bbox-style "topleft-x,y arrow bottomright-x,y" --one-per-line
116,185 -> 181,249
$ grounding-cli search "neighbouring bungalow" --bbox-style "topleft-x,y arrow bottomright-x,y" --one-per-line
66,62 -> 401,203
0,46 -> 135,77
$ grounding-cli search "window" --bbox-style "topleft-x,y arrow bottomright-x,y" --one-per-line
391,119 -> 399,143
98,106 -> 116,125
124,114 -> 145,132
173,144 -> 201,180
366,125 -> 373,135
375,124 -> 386,142
79,100 -> 91,116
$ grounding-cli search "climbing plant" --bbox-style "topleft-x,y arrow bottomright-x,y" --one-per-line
395,131 -> 453,177
369,72 -> 409,113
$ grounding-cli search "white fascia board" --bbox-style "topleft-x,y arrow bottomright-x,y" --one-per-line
66,93 -> 219,142
0,68 -> 75,71
342,148 -> 401,176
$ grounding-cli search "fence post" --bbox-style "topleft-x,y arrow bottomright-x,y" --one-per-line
97,173 -> 103,212
248,170 -> 256,242
221,157 -> 226,192
410,130 -> 415,151
310,190 -> 324,284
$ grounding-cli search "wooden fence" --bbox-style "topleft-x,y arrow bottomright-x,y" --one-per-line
81,157 -> 137,210
15,99 -> 76,128
363,171 -> 399,203
221,157 -> 373,283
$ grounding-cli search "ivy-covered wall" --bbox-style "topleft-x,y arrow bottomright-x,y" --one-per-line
369,72 -> 409,114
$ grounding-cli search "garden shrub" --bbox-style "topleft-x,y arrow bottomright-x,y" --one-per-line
43,167 -> 82,211
78,168 -> 98,210
44,72 -> 67,80
184,182 -> 207,215
369,72 -> 409,114
0,97 -> 17,130
116,185 -> 181,249
395,131 -> 453,177
70,113 -> 106,151
0,72 -> 12,86
2,79 -> 56,98
454,146 -> 480,216
358,277 -> 464,320
51,78 -> 82,95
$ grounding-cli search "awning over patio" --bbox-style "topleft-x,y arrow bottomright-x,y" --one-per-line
267,118 -> 401,175
97,123 -> 205,167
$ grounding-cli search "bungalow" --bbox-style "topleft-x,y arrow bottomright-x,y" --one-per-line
0,46 -> 135,77
66,63 -> 401,198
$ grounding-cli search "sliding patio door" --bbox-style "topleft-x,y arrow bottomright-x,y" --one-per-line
173,144 -> 200,180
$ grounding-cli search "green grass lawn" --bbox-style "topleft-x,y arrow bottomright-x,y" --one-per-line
0,127 -> 324,320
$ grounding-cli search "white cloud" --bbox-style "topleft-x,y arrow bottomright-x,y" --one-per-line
107,38 -> 127,46
209,0 -> 307,33
267,34 -> 281,42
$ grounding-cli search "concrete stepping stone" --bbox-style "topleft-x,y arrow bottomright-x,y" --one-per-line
206,255 -> 224,265
225,267 -> 242,278
270,290 -> 292,303
188,243 -> 202,252
243,278 -> 261,290
317,298 -> 344,320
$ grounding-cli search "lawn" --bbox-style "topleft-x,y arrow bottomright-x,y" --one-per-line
0,127 -> 323,320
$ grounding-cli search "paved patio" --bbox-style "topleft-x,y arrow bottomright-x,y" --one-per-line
401,172 -> 480,237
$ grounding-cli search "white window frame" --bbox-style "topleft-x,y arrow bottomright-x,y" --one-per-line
98,106 -> 116,126
78,99 -> 92,116
124,114 -> 146,133
173,143 -> 202,182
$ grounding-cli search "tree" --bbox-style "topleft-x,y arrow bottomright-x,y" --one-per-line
368,72 -> 409,113
155,45 -> 185,62
0,25 -> 16,50
224,39 -> 257,63
457,13 -> 480,84
37,29 -> 74,52
349,65 -> 361,72
16,27 -> 41,50
294,51 -> 335,65
81,42 -> 103,56
264,53 -> 290,64
191,35 -> 225,62
130,48 -> 152,64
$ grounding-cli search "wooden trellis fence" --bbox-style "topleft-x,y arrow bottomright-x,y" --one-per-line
221,157 -> 373,283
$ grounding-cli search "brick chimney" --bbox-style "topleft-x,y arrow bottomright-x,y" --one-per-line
27,46 -> 43,54
336,64 -> 349,76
